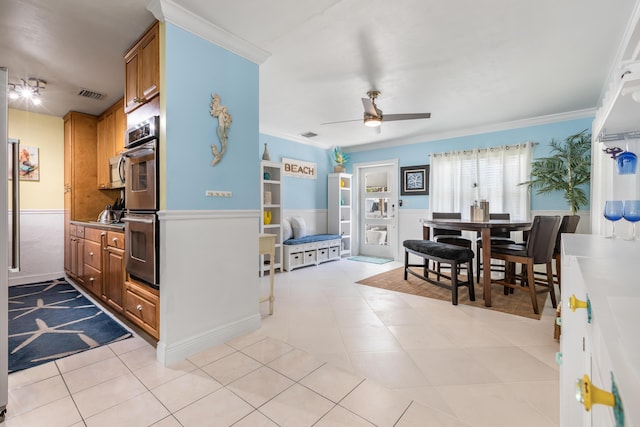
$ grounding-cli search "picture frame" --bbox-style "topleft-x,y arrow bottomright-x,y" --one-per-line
8,145 -> 39,181
400,164 -> 429,196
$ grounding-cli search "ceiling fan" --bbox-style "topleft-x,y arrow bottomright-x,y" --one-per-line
321,90 -> 431,128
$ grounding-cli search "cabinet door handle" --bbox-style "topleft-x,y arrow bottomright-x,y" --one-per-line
89,252 -> 94,257
133,97 -> 145,103
112,237 -> 118,243
89,277 -> 95,282
575,374 -> 620,413
136,304 -> 143,311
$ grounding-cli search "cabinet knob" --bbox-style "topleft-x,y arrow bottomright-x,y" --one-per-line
575,374 -> 622,416
101,232 -> 106,237
136,304 -> 143,311
568,294 -> 592,322
89,277 -> 94,282
89,252 -> 94,257
568,294 -> 588,311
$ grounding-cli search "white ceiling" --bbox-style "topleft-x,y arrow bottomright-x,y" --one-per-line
2,0 -> 637,149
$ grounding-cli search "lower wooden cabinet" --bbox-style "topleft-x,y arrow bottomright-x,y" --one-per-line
104,231 -> 125,312
124,280 -> 160,339
68,224 -> 84,284
65,222 -> 160,340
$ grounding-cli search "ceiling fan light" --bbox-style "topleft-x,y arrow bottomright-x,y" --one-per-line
364,116 -> 382,127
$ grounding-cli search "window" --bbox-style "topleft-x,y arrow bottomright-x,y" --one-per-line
430,143 -> 534,220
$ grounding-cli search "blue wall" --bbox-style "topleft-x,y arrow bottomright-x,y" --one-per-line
347,117 -> 593,211
259,134 -> 332,210
164,23 -> 259,210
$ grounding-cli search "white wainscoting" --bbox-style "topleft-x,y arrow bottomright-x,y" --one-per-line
156,210 -> 262,366
7,209 -> 65,286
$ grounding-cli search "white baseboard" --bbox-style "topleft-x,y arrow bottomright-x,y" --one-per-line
9,271 -> 66,286
156,313 -> 261,366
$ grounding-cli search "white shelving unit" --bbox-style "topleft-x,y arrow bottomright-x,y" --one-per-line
328,173 -> 352,256
259,161 -> 282,276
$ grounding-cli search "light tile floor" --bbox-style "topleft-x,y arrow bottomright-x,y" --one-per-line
5,259 -> 560,426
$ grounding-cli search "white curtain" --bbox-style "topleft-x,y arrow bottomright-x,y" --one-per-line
429,143 -> 534,220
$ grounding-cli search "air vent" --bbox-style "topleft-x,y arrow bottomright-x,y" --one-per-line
301,131 -> 318,138
77,88 -> 105,100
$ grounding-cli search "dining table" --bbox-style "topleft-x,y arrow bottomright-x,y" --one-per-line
421,218 -> 532,307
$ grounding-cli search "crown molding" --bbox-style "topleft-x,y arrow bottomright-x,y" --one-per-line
147,0 -> 271,64
346,108 -> 596,153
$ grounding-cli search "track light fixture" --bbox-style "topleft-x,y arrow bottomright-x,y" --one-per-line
8,78 -> 46,105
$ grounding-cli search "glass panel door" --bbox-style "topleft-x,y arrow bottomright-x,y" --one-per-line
359,164 -> 397,259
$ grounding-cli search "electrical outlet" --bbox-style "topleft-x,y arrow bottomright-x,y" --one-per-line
205,190 -> 232,197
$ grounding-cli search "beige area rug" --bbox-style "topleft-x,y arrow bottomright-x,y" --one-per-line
357,267 -> 549,320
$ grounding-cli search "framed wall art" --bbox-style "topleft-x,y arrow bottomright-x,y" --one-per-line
400,164 -> 429,196
8,145 -> 39,181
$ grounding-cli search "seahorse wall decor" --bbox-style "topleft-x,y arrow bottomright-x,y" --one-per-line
210,93 -> 232,166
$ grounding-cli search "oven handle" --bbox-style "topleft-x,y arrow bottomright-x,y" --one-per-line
121,217 -> 155,224
122,141 -> 156,158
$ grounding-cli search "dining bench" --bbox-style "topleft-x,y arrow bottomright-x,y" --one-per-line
403,239 -> 475,305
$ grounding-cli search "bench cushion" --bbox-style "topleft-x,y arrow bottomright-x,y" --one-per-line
403,239 -> 474,262
284,234 -> 342,245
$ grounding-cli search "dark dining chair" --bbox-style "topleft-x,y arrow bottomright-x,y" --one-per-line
431,212 -> 472,279
535,215 -> 580,295
475,213 -> 516,283
489,215 -> 561,314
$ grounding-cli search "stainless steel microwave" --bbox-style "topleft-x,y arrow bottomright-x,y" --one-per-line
109,155 -> 125,189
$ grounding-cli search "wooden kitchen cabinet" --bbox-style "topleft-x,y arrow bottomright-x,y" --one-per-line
96,98 -> 125,189
124,279 -> 159,339
63,112 -> 120,277
83,227 -> 105,297
104,231 -> 125,313
124,21 -> 159,114
67,224 -> 84,285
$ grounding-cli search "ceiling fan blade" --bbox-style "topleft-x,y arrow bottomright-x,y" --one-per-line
361,98 -> 379,117
320,118 -> 362,125
383,113 -> 431,122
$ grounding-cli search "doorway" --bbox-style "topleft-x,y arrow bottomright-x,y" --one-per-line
355,161 -> 398,260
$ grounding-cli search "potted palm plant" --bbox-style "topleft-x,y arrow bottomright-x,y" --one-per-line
521,129 -> 591,215
332,146 -> 349,173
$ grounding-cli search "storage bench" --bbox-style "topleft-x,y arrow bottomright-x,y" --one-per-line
283,234 -> 342,271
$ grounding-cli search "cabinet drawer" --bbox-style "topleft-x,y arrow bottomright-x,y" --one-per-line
75,226 -> 85,238
108,231 -> 125,250
290,252 -> 303,267
84,227 -> 106,243
304,250 -> 317,264
83,264 -> 102,296
124,281 -> 159,339
318,248 -> 329,262
84,240 -> 102,270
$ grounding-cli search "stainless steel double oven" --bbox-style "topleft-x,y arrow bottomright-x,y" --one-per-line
120,116 -> 160,288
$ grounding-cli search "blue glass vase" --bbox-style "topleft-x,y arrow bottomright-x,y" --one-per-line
616,151 -> 637,175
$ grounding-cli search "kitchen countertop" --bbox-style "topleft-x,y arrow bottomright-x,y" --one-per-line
71,220 -> 125,231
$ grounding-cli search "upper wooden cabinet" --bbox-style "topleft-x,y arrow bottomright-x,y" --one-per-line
64,112 -> 118,222
96,98 -> 125,189
124,21 -> 159,114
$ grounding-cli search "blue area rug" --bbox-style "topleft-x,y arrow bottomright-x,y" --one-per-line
8,278 -> 132,373
348,256 -> 393,264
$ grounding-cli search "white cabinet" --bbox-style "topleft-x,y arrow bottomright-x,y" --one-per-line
560,234 -> 639,427
259,161 -> 282,275
328,173 -> 352,256
283,238 -> 342,271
